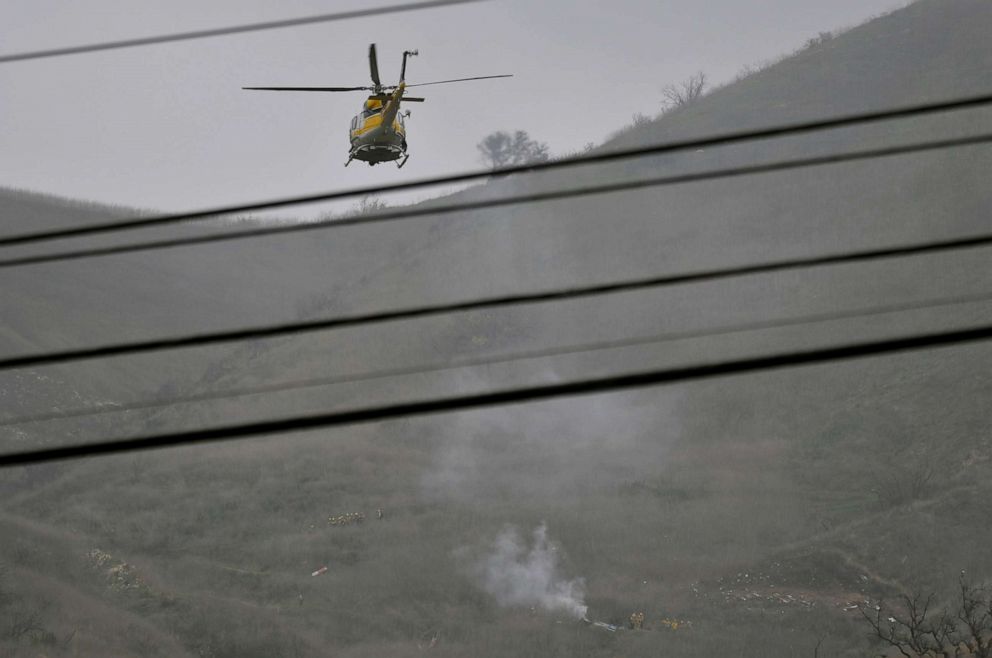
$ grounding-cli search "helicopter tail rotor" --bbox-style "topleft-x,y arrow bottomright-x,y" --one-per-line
400,49 -> 419,84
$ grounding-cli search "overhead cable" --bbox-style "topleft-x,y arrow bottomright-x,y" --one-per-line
1,232 -> 991,372
2,91 -> 992,252
0,0 -> 489,64
2,290 -> 990,427
4,132 -> 992,270
2,324 -> 990,467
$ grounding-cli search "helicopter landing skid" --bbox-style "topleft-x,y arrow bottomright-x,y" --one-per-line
345,145 -> 406,168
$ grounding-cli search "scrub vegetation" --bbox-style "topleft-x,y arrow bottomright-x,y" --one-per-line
2,1 -> 992,656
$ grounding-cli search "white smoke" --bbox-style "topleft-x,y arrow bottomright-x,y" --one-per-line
476,523 -> 588,619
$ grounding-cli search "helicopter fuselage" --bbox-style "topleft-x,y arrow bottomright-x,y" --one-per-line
348,84 -> 409,166
349,107 -> 407,164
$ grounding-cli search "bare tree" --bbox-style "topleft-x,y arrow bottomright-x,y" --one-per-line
803,31 -> 834,50
873,461 -> 936,507
477,130 -> 550,170
662,72 -> 707,111
958,576 -> 992,658
353,195 -> 388,216
861,575 -> 992,657
4,602 -> 48,642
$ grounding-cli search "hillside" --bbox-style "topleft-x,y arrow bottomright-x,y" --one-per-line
2,1 -> 992,656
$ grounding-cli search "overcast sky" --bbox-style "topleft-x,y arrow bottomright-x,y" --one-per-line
0,0 -> 908,213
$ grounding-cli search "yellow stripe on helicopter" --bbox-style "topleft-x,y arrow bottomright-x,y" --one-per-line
350,113 -> 406,139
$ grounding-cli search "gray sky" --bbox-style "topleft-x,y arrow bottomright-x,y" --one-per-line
0,0 -> 908,212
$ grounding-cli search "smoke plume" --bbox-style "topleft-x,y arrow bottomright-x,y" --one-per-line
476,523 -> 588,619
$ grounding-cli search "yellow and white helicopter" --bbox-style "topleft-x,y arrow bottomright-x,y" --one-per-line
244,44 -> 511,168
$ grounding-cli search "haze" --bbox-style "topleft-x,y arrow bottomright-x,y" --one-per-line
2,1 -> 991,657
1,0 -> 905,210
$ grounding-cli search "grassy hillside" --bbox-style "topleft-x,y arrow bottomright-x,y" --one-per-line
3,1 -> 992,656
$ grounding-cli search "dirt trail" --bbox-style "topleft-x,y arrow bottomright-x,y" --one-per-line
817,547 -> 911,597
768,480 -> 987,599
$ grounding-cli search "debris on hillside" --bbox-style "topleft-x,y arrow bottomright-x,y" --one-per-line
715,569 -> 815,606
87,548 -> 114,569
328,512 -> 366,526
583,618 -> 620,633
699,553 -> 902,613
717,586 -> 816,607
840,597 -> 880,613
417,629 -> 440,650
86,548 -> 145,593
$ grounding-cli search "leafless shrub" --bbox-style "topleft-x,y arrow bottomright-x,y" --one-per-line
803,31 -> 835,51
353,195 -> 388,216
958,577 -> 992,658
735,64 -> 759,82
555,142 -> 598,160
4,601 -> 49,641
630,112 -> 652,127
477,130 -> 550,170
861,575 -> 992,657
874,461 -> 936,507
662,72 -> 707,111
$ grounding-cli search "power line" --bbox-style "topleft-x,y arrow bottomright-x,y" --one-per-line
2,290 -> 989,428
2,323 -> 990,467
0,0 -> 489,64
4,131 -> 992,270
2,90 -> 992,252
1,231 -> 990,373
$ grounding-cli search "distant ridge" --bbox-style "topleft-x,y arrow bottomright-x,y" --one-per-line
603,0 -> 992,151
0,186 -> 142,234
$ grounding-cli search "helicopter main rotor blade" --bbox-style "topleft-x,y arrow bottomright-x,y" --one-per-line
404,74 -> 513,88
242,86 -> 371,92
369,43 -> 382,91
368,93 -> 425,102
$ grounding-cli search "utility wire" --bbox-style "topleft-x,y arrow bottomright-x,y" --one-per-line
2,290 -> 990,428
1,231 -> 990,373
2,91 -> 992,251
4,131 -> 992,270
2,323 -> 990,467
0,0 -> 489,64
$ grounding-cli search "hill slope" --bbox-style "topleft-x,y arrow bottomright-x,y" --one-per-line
2,2 -> 992,656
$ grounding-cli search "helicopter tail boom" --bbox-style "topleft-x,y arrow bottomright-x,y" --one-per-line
381,84 -> 406,129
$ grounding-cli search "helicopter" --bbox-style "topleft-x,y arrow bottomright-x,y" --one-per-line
244,44 -> 512,169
